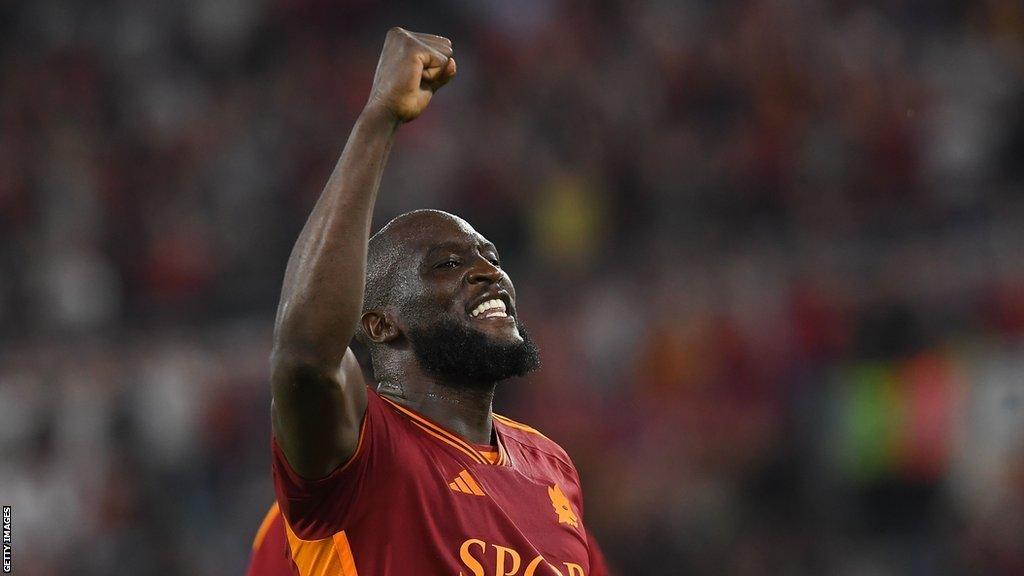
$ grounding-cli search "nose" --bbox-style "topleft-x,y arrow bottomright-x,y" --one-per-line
467,256 -> 502,285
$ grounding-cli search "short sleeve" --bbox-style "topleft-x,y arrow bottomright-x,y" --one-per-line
244,505 -> 291,576
586,528 -> 611,576
271,387 -> 391,540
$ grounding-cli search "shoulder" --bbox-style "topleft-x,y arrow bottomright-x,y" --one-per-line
494,413 -> 576,474
271,385 -> 408,539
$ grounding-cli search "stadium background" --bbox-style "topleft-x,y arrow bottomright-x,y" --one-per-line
2,1 -> 1023,574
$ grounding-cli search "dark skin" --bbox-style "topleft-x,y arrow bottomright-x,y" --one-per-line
364,212 -> 521,441
271,28 -> 518,480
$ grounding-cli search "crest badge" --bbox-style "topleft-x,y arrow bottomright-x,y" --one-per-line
548,484 -> 579,528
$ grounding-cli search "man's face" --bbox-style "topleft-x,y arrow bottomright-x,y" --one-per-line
391,214 -> 539,383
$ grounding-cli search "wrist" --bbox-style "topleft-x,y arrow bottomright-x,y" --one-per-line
359,101 -> 401,133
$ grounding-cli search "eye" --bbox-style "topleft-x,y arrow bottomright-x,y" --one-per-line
436,259 -> 460,269
488,257 -> 501,267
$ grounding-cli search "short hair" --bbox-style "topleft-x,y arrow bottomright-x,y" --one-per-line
356,209 -> 449,345
362,228 -> 400,315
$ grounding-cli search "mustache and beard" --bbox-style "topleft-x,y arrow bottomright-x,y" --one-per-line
404,315 -> 540,386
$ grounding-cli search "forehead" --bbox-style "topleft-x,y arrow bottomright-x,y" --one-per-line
395,213 -> 493,253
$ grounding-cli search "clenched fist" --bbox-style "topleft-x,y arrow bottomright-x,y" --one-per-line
367,28 -> 456,123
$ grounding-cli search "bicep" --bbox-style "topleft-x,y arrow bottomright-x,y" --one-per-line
271,347 -> 368,480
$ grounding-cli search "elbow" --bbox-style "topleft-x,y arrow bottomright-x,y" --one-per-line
269,346 -> 339,392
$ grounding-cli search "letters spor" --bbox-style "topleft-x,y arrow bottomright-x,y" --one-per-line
459,539 -> 585,576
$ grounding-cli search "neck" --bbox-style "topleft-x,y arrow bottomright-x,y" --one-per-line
377,366 -> 497,446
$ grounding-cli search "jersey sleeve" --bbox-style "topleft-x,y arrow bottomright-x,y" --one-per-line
271,387 -> 393,540
245,504 -> 294,576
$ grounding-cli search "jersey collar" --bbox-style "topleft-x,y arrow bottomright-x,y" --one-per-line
380,395 -> 512,467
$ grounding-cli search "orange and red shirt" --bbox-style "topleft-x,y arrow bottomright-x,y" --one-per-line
271,386 -> 604,575
245,503 -> 290,576
245,502 -> 610,576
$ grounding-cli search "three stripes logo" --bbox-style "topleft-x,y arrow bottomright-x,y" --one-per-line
448,469 -> 486,496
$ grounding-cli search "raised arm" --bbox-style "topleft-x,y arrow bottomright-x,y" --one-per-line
270,28 -> 456,479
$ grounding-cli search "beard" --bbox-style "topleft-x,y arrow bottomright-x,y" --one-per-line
405,316 -> 540,386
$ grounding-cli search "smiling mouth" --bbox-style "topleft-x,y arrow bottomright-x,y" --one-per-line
469,298 -> 509,320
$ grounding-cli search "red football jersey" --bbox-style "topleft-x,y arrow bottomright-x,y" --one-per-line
272,386 -> 603,575
244,502 -> 611,576
245,503 -> 291,576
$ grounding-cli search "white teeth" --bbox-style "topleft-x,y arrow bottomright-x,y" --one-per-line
470,298 -> 507,318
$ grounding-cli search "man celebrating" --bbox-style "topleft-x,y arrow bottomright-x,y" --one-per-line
269,28 -> 604,575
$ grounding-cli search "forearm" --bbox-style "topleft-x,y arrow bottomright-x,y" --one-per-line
267,28 -> 455,479
273,105 -> 399,368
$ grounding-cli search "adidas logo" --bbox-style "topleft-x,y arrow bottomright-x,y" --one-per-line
449,469 -> 486,496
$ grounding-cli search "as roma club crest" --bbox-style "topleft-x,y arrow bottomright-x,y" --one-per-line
547,484 -> 578,528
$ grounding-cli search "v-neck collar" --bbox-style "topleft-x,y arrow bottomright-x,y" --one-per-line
380,395 -> 512,467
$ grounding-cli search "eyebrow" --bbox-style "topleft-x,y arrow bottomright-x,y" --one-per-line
424,240 -> 498,258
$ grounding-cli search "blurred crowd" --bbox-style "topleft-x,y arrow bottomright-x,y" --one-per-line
2,0 -> 1024,574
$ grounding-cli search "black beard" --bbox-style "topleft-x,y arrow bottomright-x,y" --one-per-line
406,317 -> 540,386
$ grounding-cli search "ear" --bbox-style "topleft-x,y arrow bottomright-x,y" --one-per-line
360,310 -> 401,343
